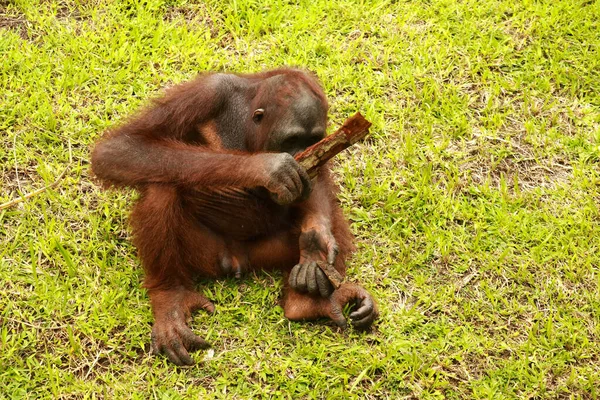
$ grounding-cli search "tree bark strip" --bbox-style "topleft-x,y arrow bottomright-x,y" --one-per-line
295,112 -> 372,287
295,112 -> 372,178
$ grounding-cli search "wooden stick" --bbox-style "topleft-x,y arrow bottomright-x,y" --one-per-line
295,112 -> 372,178
295,112 -> 372,287
316,261 -> 344,289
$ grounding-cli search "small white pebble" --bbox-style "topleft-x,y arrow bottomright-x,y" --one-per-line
203,348 -> 215,361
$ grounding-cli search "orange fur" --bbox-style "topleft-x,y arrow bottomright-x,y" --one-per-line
91,68 -> 376,366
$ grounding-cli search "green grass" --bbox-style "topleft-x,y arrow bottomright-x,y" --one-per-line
1,0 -> 600,398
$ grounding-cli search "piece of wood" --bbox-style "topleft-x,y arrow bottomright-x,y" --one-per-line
316,261 -> 344,289
295,112 -> 372,288
295,112 -> 372,178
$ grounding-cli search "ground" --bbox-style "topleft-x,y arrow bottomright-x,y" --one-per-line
1,0 -> 599,398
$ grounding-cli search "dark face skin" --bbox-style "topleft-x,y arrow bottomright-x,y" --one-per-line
250,76 -> 327,155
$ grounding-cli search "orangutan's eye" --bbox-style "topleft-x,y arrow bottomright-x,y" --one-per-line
252,108 -> 264,123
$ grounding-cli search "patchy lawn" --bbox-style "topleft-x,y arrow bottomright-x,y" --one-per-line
1,0 -> 599,398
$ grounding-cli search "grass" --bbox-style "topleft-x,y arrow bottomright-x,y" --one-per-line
1,0 -> 599,397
